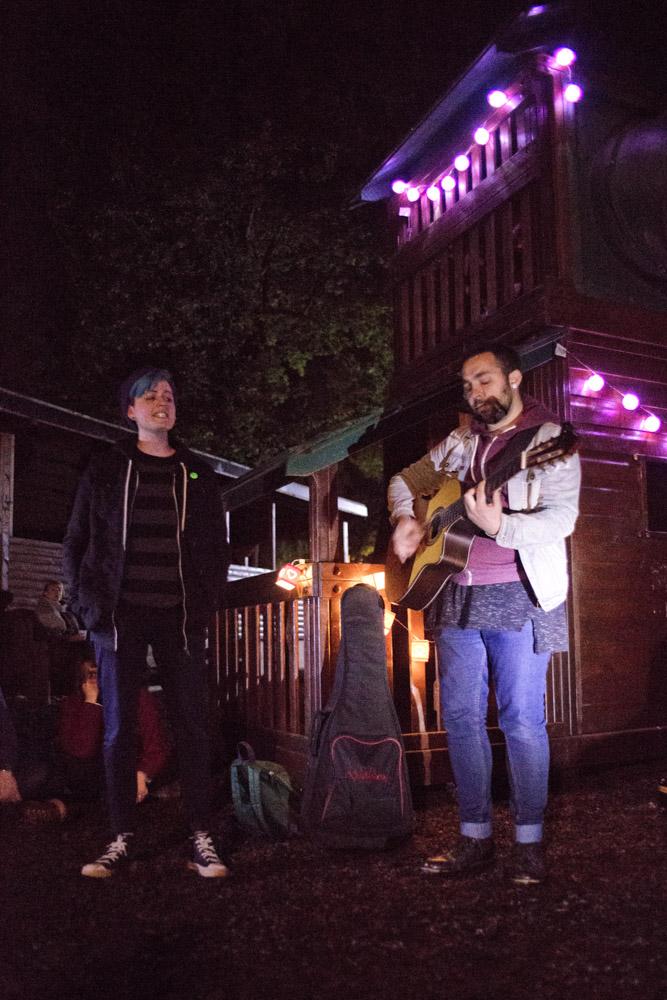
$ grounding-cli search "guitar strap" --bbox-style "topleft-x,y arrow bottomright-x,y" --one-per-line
480,424 -> 543,496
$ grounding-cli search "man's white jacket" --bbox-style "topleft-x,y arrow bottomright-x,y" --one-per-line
387,420 -> 581,612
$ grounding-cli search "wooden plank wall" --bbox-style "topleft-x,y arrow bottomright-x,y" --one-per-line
8,537 -> 64,608
570,451 -> 667,734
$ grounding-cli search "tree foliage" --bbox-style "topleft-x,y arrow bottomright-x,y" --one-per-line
52,125 -> 391,462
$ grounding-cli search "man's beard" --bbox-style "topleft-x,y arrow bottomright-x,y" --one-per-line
471,395 -> 511,425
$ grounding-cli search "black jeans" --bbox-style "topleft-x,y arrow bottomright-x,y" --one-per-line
92,608 -> 212,835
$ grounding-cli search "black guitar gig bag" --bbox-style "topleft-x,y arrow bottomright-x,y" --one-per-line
300,584 -> 415,849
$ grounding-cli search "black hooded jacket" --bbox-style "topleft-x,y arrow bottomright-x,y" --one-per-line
63,437 -> 230,635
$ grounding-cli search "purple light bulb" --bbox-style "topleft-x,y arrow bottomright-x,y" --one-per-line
564,83 -> 583,103
554,47 -> 576,68
487,90 -> 508,109
642,414 -> 661,433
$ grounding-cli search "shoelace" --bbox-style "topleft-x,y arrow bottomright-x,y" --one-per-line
97,835 -> 130,865
192,832 -> 220,863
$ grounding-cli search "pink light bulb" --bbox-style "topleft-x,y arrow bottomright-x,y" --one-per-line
391,179 -> 407,195
441,175 -> 456,192
554,47 -> 577,67
564,83 -> 583,103
454,154 -> 470,172
584,373 -> 605,392
487,89 -> 508,109
426,186 -> 440,202
474,126 -> 490,145
406,186 -> 421,203
622,392 -> 640,411
642,414 -> 661,433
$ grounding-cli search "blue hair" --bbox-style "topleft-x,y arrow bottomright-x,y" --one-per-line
127,369 -> 175,403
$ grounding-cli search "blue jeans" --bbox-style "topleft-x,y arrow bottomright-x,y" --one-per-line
436,621 -> 550,844
92,608 -> 212,835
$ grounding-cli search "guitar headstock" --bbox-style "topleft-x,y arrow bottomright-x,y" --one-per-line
523,422 -> 579,471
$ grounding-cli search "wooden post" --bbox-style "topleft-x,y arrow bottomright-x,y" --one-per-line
308,465 -> 340,563
0,433 -> 14,592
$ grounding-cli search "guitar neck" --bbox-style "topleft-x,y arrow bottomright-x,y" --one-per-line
445,452 -> 524,521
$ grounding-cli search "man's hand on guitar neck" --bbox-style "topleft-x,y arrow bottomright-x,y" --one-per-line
463,481 -> 502,537
391,516 -> 425,563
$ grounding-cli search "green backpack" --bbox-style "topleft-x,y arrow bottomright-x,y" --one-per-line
230,742 -> 301,840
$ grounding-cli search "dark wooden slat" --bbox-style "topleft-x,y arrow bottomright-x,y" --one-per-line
399,281 -> 410,366
286,601 -> 301,734
514,102 -> 528,151
273,603 -> 288,732
468,226 -> 481,324
412,273 -> 424,358
498,117 -> 512,166
499,200 -> 514,305
471,143 -> 482,189
439,256 -> 451,340
519,186 -> 535,293
424,266 -> 437,352
453,239 -> 465,331
483,213 -> 497,314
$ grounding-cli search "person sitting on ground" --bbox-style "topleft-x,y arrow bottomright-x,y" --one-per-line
35,580 -> 90,697
0,684 -> 21,804
36,580 -> 83,639
0,684 -> 66,820
57,658 -> 172,804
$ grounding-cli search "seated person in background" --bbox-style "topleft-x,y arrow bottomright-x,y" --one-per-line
36,580 -> 83,638
0,683 -> 66,819
36,580 -> 90,697
0,684 -> 21,803
58,658 -> 172,803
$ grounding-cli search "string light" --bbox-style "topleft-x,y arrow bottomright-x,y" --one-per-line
406,186 -> 421,202
454,153 -> 470,171
563,83 -> 583,103
474,126 -> 490,145
583,373 -> 605,392
410,639 -> 431,662
275,561 -> 308,591
441,175 -> 456,191
487,89 -> 508,108
553,47 -> 577,68
642,415 -> 662,433
559,345 -> 663,434
391,179 -> 407,194
426,185 -> 441,202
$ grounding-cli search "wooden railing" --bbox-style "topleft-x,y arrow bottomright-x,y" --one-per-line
211,562 -> 392,773
398,95 -> 540,246
211,561 -> 571,782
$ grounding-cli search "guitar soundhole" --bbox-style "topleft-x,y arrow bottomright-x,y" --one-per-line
428,510 -> 445,543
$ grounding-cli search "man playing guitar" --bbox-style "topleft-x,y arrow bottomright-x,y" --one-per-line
389,344 -> 581,884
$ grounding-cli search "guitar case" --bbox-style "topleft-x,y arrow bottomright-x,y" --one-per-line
300,584 -> 415,849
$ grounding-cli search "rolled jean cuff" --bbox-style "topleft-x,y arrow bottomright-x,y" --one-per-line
515,823 -> 543,844
461,821 -> 493,840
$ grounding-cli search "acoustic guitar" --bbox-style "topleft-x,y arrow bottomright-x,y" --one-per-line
385,423 -> 579,611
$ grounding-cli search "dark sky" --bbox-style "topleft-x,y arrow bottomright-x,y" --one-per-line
1,0 -> 663,394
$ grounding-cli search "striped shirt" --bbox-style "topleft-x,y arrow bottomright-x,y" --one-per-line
119,452 -> 182,610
